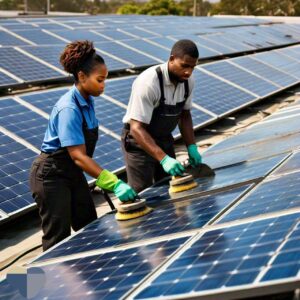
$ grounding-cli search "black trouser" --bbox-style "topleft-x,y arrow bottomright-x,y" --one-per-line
121,129 -> 175,193
29,153 -> 97,251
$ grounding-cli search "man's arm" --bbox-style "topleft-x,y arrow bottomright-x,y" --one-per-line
130,119 -> 166,161
178,109 -> 195,147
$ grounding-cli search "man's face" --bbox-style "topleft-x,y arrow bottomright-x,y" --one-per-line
168,54 -> 198,83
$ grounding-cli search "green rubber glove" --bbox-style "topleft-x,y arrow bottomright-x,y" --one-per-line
113,180 -> 137,202
187,144 -> 202,168
160,155 -> 185,176
95,169 -> 118,191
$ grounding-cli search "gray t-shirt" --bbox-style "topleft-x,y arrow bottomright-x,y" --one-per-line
123,62 -> 194,124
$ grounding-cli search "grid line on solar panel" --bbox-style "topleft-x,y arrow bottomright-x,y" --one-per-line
141,154 -> 287,203
0,47 -> 64,82
270,151 -> 300,177
193,68 -> 256,116
231,56 -> 298,88
0,131 -> 37,215
133,212 -> 300,300
0,29 -> 30,46
217,171 -> 300,224
32,185 -> 251,263
0,70 -> 19,87
0,237 -> 189,300
202,61 -> 279,97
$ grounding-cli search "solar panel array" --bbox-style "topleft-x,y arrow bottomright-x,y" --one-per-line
0,16 -> 300,88
1,104 -> 300,299
0,44 -> 300,223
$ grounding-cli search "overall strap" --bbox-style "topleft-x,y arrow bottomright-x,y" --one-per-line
73,95 -> 88,128
184,80 -> 189,101
155,66 -> 165,105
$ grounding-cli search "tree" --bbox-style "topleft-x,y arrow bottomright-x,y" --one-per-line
117,2 -> 140,14
137,0 -> 183,15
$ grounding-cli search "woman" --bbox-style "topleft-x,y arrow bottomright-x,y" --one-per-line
30,40 -> 137,251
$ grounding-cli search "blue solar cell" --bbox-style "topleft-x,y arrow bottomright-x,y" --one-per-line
254,51 -> 300,78
0,30 -> 29,46
120,28 -> 158,38
202,61 -> 279,97
0,132 -> 37,215
0,98 -> 48,149
135,213 -> 300,299
1,237 -> 188,300
33,186 -> 249,263
48,29 -> 110,43
190,107 -> 214,130
277,47 -> 300,62
95,41 -> 159,67
193,68 -> 255,115
232,56 -> 298,88
194,35 -> 234,55
146,37 -> 174,49
0,70 -> 18,88
103,76 -> 136,106
125,39 -> 170,61
0,48 -> 64,82
93,97 -> 126,135
12,29 -> 64,45
141,154 -> 287,203
20,88 -> 69,114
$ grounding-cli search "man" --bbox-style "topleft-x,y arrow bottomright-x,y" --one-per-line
121,39 -> 202,192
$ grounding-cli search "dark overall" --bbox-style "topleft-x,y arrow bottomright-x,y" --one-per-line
30,96 -> 98,251
121,66 -> 189,193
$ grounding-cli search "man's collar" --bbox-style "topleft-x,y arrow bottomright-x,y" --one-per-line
160,62 -> 173,86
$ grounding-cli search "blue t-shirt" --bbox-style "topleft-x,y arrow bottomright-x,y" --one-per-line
41,85 -> 99,153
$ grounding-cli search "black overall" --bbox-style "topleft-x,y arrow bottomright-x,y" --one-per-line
30,96 -> 98,251
121,66 -> 189,192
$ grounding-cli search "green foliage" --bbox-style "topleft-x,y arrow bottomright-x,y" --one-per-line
117,2 -> 140,14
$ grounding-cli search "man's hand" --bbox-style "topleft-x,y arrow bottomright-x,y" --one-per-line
187,144 -> 202,168
160,155 -> 185,176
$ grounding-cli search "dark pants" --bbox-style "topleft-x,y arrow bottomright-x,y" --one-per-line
30,154 -> 97,251
121,129 -> 175,193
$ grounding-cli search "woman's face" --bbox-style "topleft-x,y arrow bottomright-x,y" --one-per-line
81,63 -> 108,97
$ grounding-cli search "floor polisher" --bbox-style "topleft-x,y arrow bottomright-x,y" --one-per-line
169,162 -> 215,197
115,196 -> 153,221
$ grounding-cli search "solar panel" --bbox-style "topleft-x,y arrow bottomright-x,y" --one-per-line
104,76 -> 136,106
0,132 -> 37,215
232,56 -> 298,88
134,213 -> 300,299
190,107 -> 215,130
253,51 -> 300,78
19,88 -> 69,114
271,151 -> 300,177
207,114 -> 300,153
203,132 -> 300,170
33,186 -> 249,263
0,47 -> 64,82
20,45 -> 66,70
93,97 -> 125,136
124,39 -> 170,61
0,70 -> 19,88
12,29 -> 64,45
192,68 -> 255,116
277,47 -> 300,62
202,61 -> 279,97
95,41 -> 159,67
120,28 -> 158,38
1,23 -> 37,30
193,35 -> 234,55
0,98 -> 47,149
48,29 -> 111,43
146,37 -> 174,49
93,29 -> 133,41
92,131 -> 124,173
141,154 -> 287,203
0,30 -> 29,46
1,237 -> 189,300
218,172 -> 300,224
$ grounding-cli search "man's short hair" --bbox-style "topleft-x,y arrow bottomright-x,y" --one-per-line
171,39 -> 199,59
